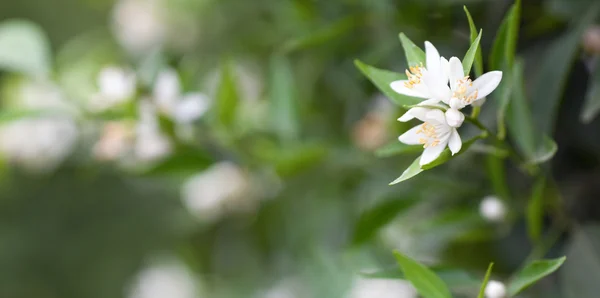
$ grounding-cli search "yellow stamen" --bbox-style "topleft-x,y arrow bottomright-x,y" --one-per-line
403,63 -> 425,89
452,76 -> 478,103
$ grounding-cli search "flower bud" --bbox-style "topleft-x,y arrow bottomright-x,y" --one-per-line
479,196 -> 506,222
445,109 -> 464,128
484,280 -> 507,298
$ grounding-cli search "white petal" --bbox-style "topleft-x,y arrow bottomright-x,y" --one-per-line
425,109 -> 446,124
398,107 -> 429,122
422,72 -> 451,103
445,109 -> 464,128
398,125 -> 423,145
448,129 -> 462,155
471,71 -> 503,99
448,57 -> 464,90
154,68 -> 181,112
420,140 -> 447,166
425,41 -> 442,75
440,57 -> 450,85
173,93 -> 211,123
390,80 -> 429,98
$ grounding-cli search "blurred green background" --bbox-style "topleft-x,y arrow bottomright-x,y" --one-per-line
0,0 -> 600,297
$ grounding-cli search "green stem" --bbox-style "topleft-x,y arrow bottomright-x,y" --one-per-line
471,106 -> 481,119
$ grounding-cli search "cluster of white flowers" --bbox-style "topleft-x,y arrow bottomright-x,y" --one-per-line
90,65 -> 210,163
127,257 -> 201,298
181,161 -> 254,223
346,277 -> 417,298
391,42 -> 502,166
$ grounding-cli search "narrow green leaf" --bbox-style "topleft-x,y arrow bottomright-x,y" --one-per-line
390,135 -> 482,184
477,263 -> 494,298
509,257 -> 566,296
362,267 -> 480,288
0,19 -> 51,77
393,251 -> 452,298
496,75 -> 513,140
464,6 -> 483,76
485,155 -> 511,200
462,29 -> 482,76
351,198 -> 417,245
506,59 -> 536,158
527,177 -> 546,242
355,60 -> 421,106
399,33 -> 426,67
375,141 -> 422,158
489,0 -> 520,70
580,61 -> 600,123
215,60 -> 239,128
269,55 -> 299,141
531,3 -> 600,136
527,136 -> 558,165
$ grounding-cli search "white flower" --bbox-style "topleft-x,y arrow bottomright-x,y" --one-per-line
134,100 -> 172,162
390,42 -> 451,105
112,0 -> 167,55
398,108 -> 462,166
0,117 -> 78,173
181,161 -> 252,223
445,57 -> 502,110
346,277 -> 417,298
127,257 -> 199,298
93,121 -> 135,161
484,280 -> 507,298
479,196 -> 507,222
90,66 -> 137,112
153,69 -> 210,124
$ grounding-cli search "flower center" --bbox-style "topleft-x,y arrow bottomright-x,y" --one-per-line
403,64 -> 425,89
452,76 -> 478,103
416,122 -> 440,148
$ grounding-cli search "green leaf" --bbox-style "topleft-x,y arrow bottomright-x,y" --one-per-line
485,155 -> 511,200
509,257 -> 566,296
355,60 -> 421,106
495,70 -> 513,140
531,3 -> 600,136
580,60 -> 600,123
527,177 -> 546,242
362,267 -> 480,288
527,136 -> 557,165
269,55 -> 300,141
477,263 -> 494,298
506,59 -> 536,158
489,0 -> 521,70
141,145 -> 213,176
399,33 -> 426,67
462,29 -> 482,76
389,135 -> 482,184
375,141 -> 422,158
561,225 -> 600,298
351,198 -> 417,245
0,19 -> 51,77
464,6 -> 483,76
393,251 -> 452,298
214,60 -> 239,128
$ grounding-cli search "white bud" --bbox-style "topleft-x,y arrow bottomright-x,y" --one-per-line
445,108 -> 465,128
484,280 -> 507,298
479,196 -> 507,222
97,66 -> 137,101
472,97 -> 487,107
173,93 -> 210,124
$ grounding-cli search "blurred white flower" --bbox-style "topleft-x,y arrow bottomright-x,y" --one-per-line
127,257 -> 199,298
0,117 -> 78,173
398,108 -> 462,166
181,161 -> 252,223
93,121 -> 135,161
153,68 -> 210,124
346,277 -> 417,298
484,280 -> 507,298
112,0 -> 167,55
134,100 -> 172,162
261,278 -> 306,298
89,66 -> 137,112
352,95 -> 394,152
479,196 -> 507,222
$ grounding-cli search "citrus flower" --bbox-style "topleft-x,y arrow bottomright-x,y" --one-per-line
398,108 -> 462,166
445,56 -> 502,110
389,42 -> 451,106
